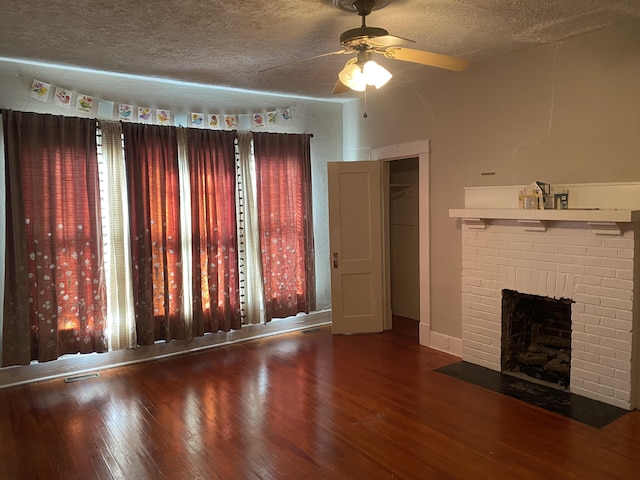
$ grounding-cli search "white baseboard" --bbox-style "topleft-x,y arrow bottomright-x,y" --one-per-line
420,324 -> 462,357
0,310 -> 331,390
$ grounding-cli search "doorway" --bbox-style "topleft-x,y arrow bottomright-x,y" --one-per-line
388,158 -> 420,321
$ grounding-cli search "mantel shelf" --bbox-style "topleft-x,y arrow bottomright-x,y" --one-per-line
449,208 -> 640,223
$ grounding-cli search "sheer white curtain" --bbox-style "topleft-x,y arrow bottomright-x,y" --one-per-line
236,133 -> 264,325
176,128 -> 194,339
99,121 -> 137,350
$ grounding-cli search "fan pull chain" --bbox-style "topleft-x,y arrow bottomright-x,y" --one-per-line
363,86 -> 368,118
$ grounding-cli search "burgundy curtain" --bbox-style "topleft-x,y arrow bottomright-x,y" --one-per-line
187,128 -> 241,334
2,110 -> 107,365
253,132 -> 316,321
122,123 -> 184,345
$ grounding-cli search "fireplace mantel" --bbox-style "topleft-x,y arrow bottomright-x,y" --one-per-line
449,208 -> 640,223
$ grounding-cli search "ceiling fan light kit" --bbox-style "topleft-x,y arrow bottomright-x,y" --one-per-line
338,52 -> 393,92
263,0 -> 469,95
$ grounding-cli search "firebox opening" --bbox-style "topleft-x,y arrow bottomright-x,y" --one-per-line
501,289 -> 573,388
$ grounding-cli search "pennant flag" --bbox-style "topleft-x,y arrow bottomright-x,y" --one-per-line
224,114 -> 238,130
97,100 -> 115,119
76,94 -> 95,113
191,113 -> 204,127
267,110 -> 278,126
281,108 -> 292,122
252,113 -> 265,128
138,107 -> 153,124
156,109 -> 171,125
53,87 -> 72,109
30,79 -> 50,102
119,104 -> 134,121
208,114 -> 220,129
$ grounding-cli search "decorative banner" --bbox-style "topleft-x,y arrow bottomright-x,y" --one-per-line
138,107 -> 153,124
224,114 -> 238,130
53,87 -> 72,109
119,104 -> 134,121
267,110 -> 278,126
281,108 -> 292,122
30,79 -> 50,102
76,94 -> 95,113
97,100 -> 115,118
191,113 -> 204,127
252,113 -> 265,128
156,109 -> 171,125
207,114 -> 220,129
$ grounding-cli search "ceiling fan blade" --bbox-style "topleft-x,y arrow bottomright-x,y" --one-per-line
332,79 -> 351,95
259,50 -> 347,73
367,34 -> 414,48
382,47 -> 470,72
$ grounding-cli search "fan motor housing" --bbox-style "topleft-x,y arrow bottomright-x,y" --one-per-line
340,26 -> 389,45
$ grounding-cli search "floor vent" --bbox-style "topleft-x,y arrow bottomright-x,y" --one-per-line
64,373 -> 99,383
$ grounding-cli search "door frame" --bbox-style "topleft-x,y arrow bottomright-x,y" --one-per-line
371,140 -> 430,346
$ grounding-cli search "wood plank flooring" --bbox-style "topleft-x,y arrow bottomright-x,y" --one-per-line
1,317 -> 639,479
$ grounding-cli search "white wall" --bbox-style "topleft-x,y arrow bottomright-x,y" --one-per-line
342,19 -> 640,347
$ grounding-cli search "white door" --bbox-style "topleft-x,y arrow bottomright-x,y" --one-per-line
328,161 -> 384,334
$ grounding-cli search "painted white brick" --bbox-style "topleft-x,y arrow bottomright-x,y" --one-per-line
616,269 -> 634,281
573,255 -> 604,267
601,297 -> 633,311
587,247 -> 619,258
531,261 -> 558,272
615,370 -> 632,382
600,355 -> 631,371
467,238 -> 489,248
545,235 -> 573,246
498,233 -> 522,243
558,264 -> 587,275
616,350 -> 632,362
581,380 -> 615,397
584,342 -> 616,358
617,249 -> 634,260
585,285 -> 622,299
462,230 -> 478,240
583,304 -> 617,319
476,231 -> 500,241
615,309 -> 633,321
559,245 -> 588,256
584,324 -> 617,339
572,349 -> 601,364
572,330 -> 602,345
532,243 -> 559,254
578,313 -> 602,325
573,237 -> 604,247
600,337 -> 632,352
576,275 -> 603,286
462,245 -> 478,254
598,376 -> 630,393
571,367 -> 600,383
602,257 -> 634,270
603,238 -> 635,249
573,293 -> 600,306
601,317 -> 631,331
617,290 -> 633,301
601,278 -> 633,290
585,266 -> 617,278
573,358 -> 615,378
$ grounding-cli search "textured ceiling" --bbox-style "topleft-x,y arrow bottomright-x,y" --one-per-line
1,0 -> 640,100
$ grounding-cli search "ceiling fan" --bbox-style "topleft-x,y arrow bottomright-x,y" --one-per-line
262,0 -> 470,94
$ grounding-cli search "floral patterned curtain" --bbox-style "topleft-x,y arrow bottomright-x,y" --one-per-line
186,128 -> 241,334
122,123 -> 184,345
2,110 -> 107,365
253,132 -> 316,322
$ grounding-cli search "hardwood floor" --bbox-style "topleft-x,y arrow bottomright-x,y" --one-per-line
1,316 -> 639,479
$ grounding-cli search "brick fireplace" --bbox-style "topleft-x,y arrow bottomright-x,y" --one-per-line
450,183 -> 640,410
